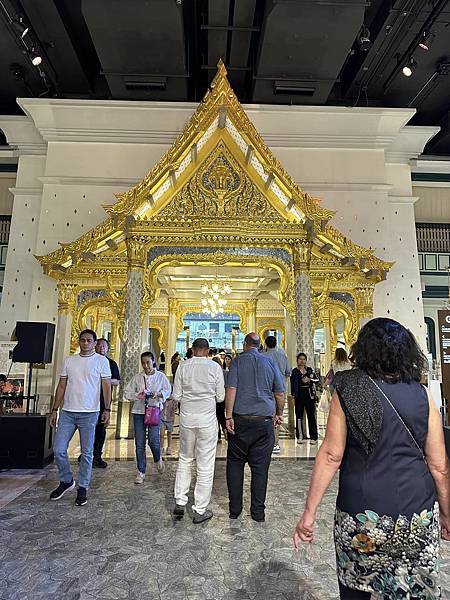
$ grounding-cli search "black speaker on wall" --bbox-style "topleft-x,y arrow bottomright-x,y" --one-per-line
12,322 -> 55,364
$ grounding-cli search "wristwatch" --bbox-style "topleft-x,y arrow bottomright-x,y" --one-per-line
104,408 -> 111,412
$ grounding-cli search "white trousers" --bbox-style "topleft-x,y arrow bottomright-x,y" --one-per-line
174,423 -> 218,515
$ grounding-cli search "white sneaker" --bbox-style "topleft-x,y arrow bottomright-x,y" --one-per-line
134,472 -> 145,484
157,458 -> 165,474
310,440 -> 318,445
296,438 -> 304,445
272,444 -> 281,454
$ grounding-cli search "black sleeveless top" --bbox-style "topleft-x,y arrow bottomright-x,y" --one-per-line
337,379 -> 436,519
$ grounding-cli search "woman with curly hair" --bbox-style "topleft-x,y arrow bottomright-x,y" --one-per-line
294,318 -> 450,599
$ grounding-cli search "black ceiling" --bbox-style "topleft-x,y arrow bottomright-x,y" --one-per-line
1,0 -> 450,155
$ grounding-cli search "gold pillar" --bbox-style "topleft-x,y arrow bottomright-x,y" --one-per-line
322,309 -> 333,368
185,326 -> 190,353
54,282 -> 77,387
247,299 -> 257,334
141,310 -> 150,350
354,286 -> 374,329
166,298 -> 179,375
231,326 -> 237,353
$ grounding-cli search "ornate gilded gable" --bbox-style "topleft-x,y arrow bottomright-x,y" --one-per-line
36,61 -> 392,281
155,142 -> 285,223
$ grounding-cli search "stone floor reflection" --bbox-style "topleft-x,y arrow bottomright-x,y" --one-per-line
1,460 -> 449,600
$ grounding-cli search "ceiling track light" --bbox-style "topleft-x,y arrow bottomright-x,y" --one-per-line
418,30 -> 434,51
402,57 -> 417,77
29,49 -> 42,67
357,24 -> 372,52
12,15 -> 29,38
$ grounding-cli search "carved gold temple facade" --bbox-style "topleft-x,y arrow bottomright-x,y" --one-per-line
36,62 -> 392,394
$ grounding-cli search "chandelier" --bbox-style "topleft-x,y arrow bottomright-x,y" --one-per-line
200,279 -> 232,317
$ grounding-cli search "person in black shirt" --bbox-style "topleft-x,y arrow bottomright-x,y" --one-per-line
290,352 -> 319,444
93,338 -> 120,467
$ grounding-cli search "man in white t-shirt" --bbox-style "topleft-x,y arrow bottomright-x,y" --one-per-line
172,337 -> 225,524
49,329 -> 112,506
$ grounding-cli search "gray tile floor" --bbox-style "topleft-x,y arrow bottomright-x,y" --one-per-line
1,461 -> 449,600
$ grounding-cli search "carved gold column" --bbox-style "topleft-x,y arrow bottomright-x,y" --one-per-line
293,242 -> 314,361
247,299 -> 257,334
141,310 -> 150,350
231,326 -> 237,353
117,237 -> 146,438
322,309 -> 333,368
354,286 -> 374,330
53,282 -> 77,386
185,326 -> 190,353
166,298 -> 179,375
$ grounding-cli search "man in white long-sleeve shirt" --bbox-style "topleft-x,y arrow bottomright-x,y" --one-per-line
172,337 -> 225,524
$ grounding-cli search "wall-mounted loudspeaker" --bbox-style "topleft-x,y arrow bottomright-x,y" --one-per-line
12,322 -> 55,364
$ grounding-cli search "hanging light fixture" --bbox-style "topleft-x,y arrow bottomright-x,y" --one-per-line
200,277 -> 232,316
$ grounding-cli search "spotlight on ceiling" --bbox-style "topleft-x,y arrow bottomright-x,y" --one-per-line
402,57 -> 417,77
418,30 -> 434,51
29,49 -> 42,67
357,25 -> 372,52
12,16 -> 29,38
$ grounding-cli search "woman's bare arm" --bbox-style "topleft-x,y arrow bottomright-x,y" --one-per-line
294,392 -> 347,546
424,390 -> 450,537
304,392 -> 347,515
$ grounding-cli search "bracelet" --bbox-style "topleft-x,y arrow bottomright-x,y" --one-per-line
104,408 -> 111,412
225,417 -> 233,421
51,409 -> 58,413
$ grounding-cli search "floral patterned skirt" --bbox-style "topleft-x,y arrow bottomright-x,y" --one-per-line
334,503 -> 441,599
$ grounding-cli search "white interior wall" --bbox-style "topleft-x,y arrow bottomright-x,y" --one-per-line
0,174 -> 15,214
0,100 -> 439,351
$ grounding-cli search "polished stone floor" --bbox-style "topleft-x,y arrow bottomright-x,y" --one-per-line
1,460 -> 449,600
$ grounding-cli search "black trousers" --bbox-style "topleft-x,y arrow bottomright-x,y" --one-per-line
216,401 -> 226,440
294,392 -> 318,440
226,416 -> 274,519
93,400 -> 106,459
338,583 -> 371,599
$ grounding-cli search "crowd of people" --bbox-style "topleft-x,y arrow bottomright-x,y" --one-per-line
47,318 -> 450,599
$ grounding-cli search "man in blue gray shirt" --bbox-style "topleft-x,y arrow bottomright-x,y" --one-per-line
225,332 -> 285,522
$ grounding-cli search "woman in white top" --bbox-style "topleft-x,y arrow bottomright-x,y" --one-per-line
124,351 -> 171,484
328,348 -> 352,394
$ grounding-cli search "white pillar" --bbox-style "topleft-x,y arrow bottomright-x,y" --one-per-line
118,238 -> 145,438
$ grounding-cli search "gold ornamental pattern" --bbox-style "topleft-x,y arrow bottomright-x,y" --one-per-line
158,143 -> 285,223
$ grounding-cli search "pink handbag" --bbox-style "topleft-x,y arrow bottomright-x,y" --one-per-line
142,375 -> 160,426
144,404 -> 160,426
